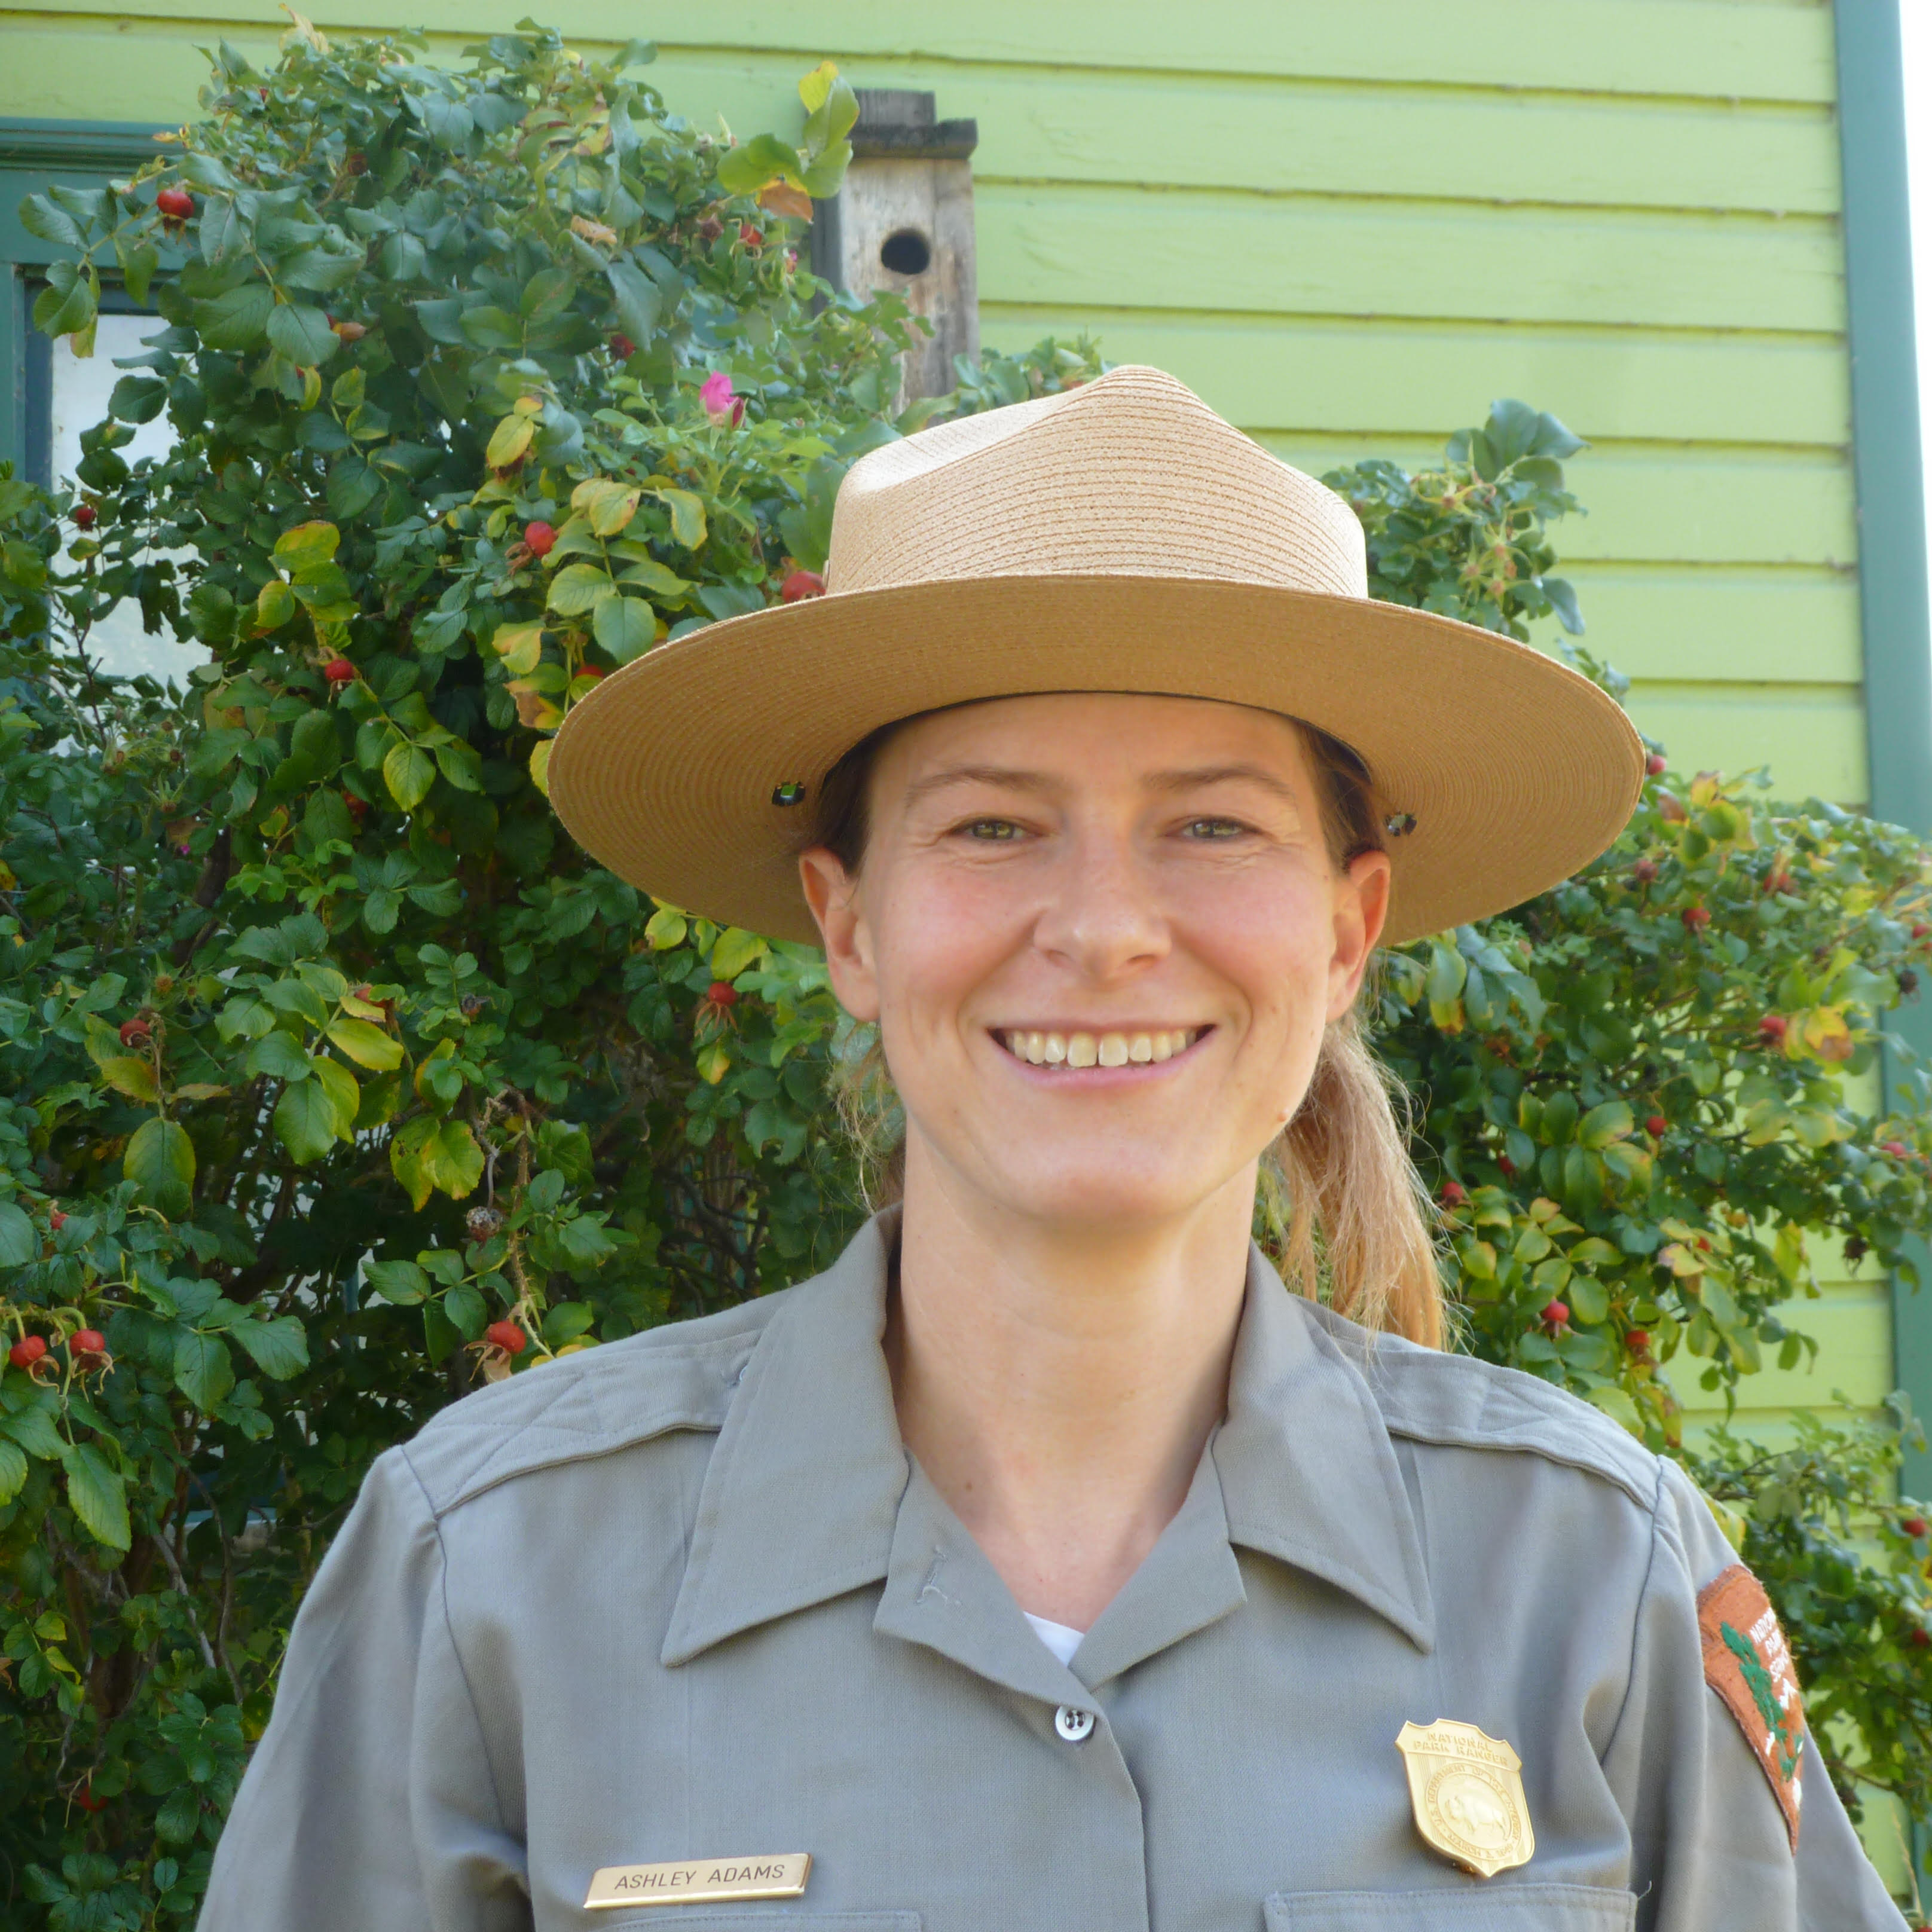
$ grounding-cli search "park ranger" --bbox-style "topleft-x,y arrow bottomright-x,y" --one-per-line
200,368 -> 1907,1931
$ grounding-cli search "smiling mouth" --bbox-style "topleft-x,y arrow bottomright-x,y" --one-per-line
996,1028 -> 1208,1069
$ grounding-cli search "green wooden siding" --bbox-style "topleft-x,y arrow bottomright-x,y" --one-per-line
0,0 -> 1889,1438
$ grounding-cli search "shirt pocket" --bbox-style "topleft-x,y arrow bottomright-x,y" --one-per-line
1265,1885 -> 1636,1931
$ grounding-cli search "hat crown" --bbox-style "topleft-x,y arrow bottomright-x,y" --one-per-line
826,365 -> 1368,598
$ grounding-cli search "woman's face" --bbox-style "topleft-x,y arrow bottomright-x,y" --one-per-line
800,693 -> 1391,1234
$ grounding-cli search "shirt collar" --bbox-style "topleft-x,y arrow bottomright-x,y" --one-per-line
661,1213 -> 1434,1668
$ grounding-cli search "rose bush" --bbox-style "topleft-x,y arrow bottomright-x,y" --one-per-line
2,22 -> 1930,1921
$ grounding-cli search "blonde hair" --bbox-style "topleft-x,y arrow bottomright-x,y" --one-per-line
815,716 -> 1448,1349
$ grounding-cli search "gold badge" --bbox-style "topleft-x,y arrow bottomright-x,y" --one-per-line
1395,1720 -> 1534,1878
583,1854 -> 810,1910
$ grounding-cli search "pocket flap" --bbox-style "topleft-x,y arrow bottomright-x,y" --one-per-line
1265,1885 -> 1636,1931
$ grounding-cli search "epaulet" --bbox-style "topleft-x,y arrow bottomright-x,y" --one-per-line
401,1292 -> 780,1518
1302,1301 -> 1661,1512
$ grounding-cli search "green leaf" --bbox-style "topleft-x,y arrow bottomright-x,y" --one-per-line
173,1329 -> 235,1413
194,282 -> 276,350
710,927 -> 768,982
326,1017 -> 403,1071
548,563 -> 613,616
0,1438 -> 26,1508
115,234 -> 160,307
366,1258 -> 430,1305
247,1028 -> 311,1081
433,739 -> 484,792
592,591 -> 655,663
1,1405 -> 66,1460
1578,1101 -> 1634,1150
20,192 -> 85,249
716,134 -> 803,195
0,1202 -> 36,1267
266,302 -> 339,366
32,261 -> 96,341
273,1078 -> 340,1164
383,741 -> 435,811
61,1442 -> 130,1551
124,1117 -> 195,1213
231,1315 -> 308,1380
607,259 -> 662,350
389,1115 -> 485,1209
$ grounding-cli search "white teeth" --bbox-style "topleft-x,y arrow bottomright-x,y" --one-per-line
1004,1028 -> 1200,1067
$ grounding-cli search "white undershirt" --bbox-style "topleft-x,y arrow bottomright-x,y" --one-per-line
1023,1612 -> 1087,1667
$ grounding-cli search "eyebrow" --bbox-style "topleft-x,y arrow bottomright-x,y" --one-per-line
901,761 -> 1303,806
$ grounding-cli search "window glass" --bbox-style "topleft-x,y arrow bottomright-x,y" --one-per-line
47,311 -> 206,687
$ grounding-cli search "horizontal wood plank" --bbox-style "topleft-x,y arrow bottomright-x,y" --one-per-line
0,0 -> 1840,103
1261,439 -> 1858,568
981,306 -> 1851,447
976,185 -> 1846,335
1542,568 -> 1862,685
1622,680 -> 1867,802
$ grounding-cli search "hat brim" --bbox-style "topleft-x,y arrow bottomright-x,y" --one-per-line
546,573 -> 1644,949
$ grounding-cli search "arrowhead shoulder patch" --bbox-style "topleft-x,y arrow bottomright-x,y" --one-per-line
1697,1561 -> 1803,1850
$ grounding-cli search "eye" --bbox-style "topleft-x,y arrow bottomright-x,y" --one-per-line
959,817 -> 1023,842
1181,817 -> 1249,840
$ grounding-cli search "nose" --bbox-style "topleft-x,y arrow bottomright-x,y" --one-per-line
1031,823 -> 1170,982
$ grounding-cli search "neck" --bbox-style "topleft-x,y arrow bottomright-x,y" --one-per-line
886,1137 -> 1257,1630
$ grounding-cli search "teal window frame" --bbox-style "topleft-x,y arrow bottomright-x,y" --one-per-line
0,118 -> 169,479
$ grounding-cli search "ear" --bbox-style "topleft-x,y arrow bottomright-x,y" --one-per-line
799,846 -> 881,1023
1326,848 -> 1392,1022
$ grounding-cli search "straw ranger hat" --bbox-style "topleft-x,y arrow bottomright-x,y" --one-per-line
548,365 -> 1643,946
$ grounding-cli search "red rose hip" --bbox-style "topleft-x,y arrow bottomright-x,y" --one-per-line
485,1319 -> 527,1355
524,521 -> 557,558
1645,1115 -> 1668,1138
1541,1300 -> 1570,1329
323,657 -> 356,686
71,1329 -> 107,1361
779,568 -> 826,602
9,1335 -> 47,1369
119,1017 -> 151,1048
1905,1516 -> 1929,1539
155,187 -> 194,219
1439,1181 -> 1466,1208
73,503 -> 97,530
1645,753 -> 1667,777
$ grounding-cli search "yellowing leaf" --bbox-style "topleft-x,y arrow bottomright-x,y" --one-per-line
570,214 -> 619,248
99,1055 -> 158,1103
485,412 -> 534,468
528,738 -> 552,794
255,579 -> 295,631
491,622 -> 543,675
644,905 -> 687,950
327,1016 -> 403,1071
272,519 -> 340,567
1801,1005 -> 1854,1063
653,487 -> 707,550
758,181 -> 814,222
571,476 -> 642,537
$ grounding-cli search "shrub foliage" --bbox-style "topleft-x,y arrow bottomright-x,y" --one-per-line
2,25 -> 1931,1926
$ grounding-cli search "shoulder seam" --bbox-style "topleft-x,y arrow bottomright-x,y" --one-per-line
412,1327 -> 757,1519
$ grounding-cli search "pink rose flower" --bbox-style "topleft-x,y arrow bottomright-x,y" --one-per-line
699,371 -> 745,426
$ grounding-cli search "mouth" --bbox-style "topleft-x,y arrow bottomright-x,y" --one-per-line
994,1027 -> 1209,1069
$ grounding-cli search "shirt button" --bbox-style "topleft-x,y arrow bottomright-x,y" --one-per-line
1054,1705 -> 1096,1743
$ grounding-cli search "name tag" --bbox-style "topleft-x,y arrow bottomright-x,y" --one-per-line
584,1854 -> 811,1910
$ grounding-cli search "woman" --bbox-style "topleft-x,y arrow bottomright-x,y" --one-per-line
201,368 -> 1905,1930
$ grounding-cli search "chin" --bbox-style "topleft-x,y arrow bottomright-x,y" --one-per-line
974,1150 -> 1233,1231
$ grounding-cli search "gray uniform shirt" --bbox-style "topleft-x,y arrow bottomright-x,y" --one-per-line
201,1214 -> 1906,1932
